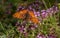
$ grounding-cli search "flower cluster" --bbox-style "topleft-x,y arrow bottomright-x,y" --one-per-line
17,5 -> 58,19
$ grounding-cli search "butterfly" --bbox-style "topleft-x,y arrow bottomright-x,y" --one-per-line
13,9 -> 39,24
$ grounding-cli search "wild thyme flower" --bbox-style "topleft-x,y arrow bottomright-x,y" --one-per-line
17,6 -> 25,11
28,24 -> 38,30
41,10 -> 48,18
16,21 -> 27,33
46,6 -> 59,16
47,34 -> 56,38
36,11 -> 40,17
23,32 -> 28,37
52,6 -> 58,13
36,33 -> 46,38
33,9 -> 37,17
33,9 -> 40,17
46,8 -> 53,16
32,0 -> 40,8
46,9 -> 51,13
28,5 -> 33,10
40,6 -> 58,18
18,25 -> 26,33
47,8 -> 53,16
47,6 -> 58,13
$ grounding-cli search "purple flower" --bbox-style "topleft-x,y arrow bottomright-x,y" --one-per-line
46,9 -> 51,13
16,21 -> 27,33
33,9 -> 38,17
28,5 -> 33,10
23,32 -> 28,37
27,24 -> 38,31
46,8 -> 54,16
52,6 -> 58,13
18,25 -> 26,33
41,10 -> 48,18
47,8 -> 53,13
36,11 -> 40,17
34,24 -> 38,28
36,33 -> 46,38
47,34 -> 56,38
46,6 -> 58,15
30,25 -> 37,30
33,9 -> 40,17
41,10 -> 46,12
32,1 -> 40,8
31,24 -> 38,30
17,6 -> 25,11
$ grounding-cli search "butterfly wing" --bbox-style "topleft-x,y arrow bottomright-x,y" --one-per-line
28,10 -> 39,24
13,9 -> 28,19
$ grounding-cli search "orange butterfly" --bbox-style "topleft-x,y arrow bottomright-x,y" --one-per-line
13,9 -> 39,24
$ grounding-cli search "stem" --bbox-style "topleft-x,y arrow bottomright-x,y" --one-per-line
42,0 -> 48,9
48,0 -> 51,7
